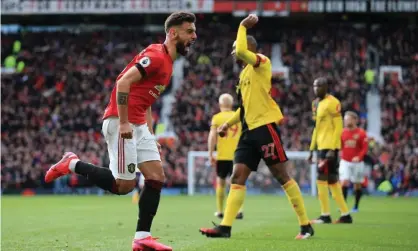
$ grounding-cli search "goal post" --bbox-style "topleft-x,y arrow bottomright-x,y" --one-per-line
187,151 -> 317,196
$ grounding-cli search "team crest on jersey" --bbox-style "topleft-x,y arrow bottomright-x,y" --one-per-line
353,134 -> 359,139
139,57 -> 151,68
154,85 -> 166,95
127,163 -> 136,173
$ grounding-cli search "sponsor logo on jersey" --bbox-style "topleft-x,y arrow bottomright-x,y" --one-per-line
345,139 -> 357,148
154,85 -> 166,95
149,84 -> 166,99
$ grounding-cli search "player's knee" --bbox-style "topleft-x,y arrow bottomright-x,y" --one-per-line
217,177 -> 226,187
115,179 -> 136,195
267,163 -> 290,185
143,172 -> 165,183
230,164 -> 250,185
139,161 -> 165,182
230,173 -> 245,185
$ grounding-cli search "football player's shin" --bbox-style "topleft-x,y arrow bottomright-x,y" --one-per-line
135,180 -> 163,239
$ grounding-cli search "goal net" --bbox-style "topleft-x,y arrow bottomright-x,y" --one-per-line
187,151 -> 317,196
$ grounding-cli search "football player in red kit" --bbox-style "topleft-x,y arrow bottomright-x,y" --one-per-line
340,111 -> 368,213
45,12 -> 197,251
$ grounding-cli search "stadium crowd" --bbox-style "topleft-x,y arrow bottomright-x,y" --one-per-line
371,26 -> 418,195
1,22 -> 417,194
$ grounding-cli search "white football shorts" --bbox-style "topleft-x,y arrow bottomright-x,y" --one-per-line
102,118 -> 161,180
339,159 -> 365,183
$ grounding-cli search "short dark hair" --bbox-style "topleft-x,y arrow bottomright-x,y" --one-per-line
315,77 -> 331,86
247,35 -> 257,48
164,12 -> 196,33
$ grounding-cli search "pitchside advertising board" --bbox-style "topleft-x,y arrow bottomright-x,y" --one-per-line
2,0 -> 418,15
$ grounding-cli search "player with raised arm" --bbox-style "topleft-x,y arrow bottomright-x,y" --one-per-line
340,111 -> 368,213
44,12 -> 197,251
199,14 -> 314,239
209,93 -> 243,219
308,77 -> 353,224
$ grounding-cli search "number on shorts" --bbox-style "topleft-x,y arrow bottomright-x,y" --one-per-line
261,142 -> 277,160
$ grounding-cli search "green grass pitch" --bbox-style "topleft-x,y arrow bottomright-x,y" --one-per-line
2,195 -> 418,251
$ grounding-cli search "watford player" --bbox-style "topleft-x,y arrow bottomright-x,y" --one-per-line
308,77 -> 353,224
340,111 -> 368,212
209,93 -> 243,219
200,14 -> 314,239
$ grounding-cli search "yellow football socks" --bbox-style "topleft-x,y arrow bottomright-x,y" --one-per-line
330,182 -> 350,215
216,184 -> 225,213
221,184 -> 246,226
283,179 -> 310,225
317,180 -> 330,215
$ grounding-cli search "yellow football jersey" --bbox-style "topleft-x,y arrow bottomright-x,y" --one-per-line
310,94 -> 343,150
226,25 -> 284,130
211,111 -> 241,160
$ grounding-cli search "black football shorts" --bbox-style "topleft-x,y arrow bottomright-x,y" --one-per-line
216,160 -> 233,179
317,149 -> 339,176
234,123 -> 288,171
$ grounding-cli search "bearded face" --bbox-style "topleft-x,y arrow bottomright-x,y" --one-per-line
173,22 -> 196,56
176,38 -> 194,56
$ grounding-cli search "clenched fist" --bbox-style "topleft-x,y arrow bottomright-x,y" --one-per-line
217,123 -> 229,137
240,14 -> 259,29
119,122 -> 133,139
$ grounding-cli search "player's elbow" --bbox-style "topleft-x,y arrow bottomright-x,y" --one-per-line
116,79 -> 124,87
209,132 -> 217,144
235,48 -> 246,60
116,78 -> 129,87
116,79 -> 131,92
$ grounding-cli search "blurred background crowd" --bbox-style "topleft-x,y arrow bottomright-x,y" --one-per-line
1,14 -> 417,195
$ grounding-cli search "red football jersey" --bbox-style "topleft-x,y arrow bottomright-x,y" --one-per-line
103,44 -> 173,124
341,127 -> 368,162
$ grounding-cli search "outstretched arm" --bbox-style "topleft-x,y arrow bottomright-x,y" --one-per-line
235,25 -> 258,66
226,108 -> 241,126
